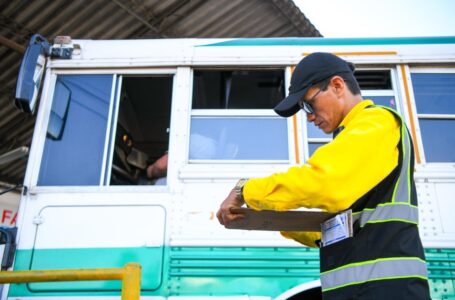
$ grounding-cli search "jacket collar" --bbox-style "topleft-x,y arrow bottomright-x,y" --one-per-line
339,99 -> 374,128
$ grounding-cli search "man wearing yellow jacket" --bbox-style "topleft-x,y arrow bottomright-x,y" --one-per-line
217,52 -> 430,299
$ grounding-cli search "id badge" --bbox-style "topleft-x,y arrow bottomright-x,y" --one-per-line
321,210 -> 353,247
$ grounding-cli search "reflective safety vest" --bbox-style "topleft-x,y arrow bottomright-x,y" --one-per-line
320,106 -> 431,300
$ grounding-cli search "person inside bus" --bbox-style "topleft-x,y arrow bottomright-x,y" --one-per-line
146,133 -> 218,185
146,152 -> 168,185
216,53 -> 431,299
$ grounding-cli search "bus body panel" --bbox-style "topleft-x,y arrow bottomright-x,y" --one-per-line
5,37 -> 455,300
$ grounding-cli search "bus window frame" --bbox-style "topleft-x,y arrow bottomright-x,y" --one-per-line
26,68 -> 179,193
408,66 -> 455,167
179,67 -> 295,181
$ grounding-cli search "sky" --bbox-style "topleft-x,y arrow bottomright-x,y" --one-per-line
294,0 -> 455,38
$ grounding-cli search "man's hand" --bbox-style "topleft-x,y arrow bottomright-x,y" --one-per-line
216,188 -> 245,227
147,153 -> 168,179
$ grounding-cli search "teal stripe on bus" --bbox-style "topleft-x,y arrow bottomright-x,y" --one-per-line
199,36 -> 455,47
8,247 -> 455,299
9,246 -> 320,298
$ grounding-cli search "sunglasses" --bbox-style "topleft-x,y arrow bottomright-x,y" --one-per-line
298,88 -> 323,114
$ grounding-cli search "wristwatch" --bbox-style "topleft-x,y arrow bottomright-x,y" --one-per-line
235,178 -> 248,201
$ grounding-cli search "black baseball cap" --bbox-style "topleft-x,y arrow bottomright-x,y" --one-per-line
274,52 -> 355,117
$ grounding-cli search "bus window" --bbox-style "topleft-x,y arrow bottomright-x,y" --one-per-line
357,69 -> 397,110
109,76 -> 173,185
190,70 -> 287,161
411,71 -> 455,163
192,70 -> 284,109
190,117 -> 288,160
38,75 -> 113,186
307,69 -> 397,156
38,74 -> 173,186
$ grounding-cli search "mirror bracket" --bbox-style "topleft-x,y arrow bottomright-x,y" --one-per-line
14,34 -> 73,113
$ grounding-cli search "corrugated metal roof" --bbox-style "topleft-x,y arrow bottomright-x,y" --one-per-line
0,0 -> 321,186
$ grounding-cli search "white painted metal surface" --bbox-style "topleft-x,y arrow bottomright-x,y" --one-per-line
5,37 -> 455,299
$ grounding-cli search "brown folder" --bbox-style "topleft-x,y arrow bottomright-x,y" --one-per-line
226,207 -> 336,232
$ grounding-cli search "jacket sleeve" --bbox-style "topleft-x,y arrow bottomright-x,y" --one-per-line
243,107 -> 401,245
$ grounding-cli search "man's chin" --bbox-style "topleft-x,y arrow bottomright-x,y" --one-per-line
321,127 -> 333,134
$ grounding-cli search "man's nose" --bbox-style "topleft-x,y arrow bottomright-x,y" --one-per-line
306,112 -> 316,122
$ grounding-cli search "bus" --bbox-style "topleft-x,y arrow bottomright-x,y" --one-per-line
3,35 -> 455,299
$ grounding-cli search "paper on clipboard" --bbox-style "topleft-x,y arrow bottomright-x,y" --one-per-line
226,207 -> 336,232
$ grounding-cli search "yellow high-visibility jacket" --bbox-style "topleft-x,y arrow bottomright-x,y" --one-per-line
243,100 -> 401,247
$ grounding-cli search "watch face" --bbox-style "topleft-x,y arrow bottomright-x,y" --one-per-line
236,178 -> 247,188
235,179 -> 247,201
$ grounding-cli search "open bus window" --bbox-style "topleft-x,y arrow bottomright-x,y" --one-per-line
38,74 -> 173,187
110,76 -> 173,185
411,71 -> 455,163
192,70 -> 284,109
190,69 -> 288,161
356,69 -> 397,110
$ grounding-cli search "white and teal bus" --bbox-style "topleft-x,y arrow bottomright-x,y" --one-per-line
3,36 -> 455,299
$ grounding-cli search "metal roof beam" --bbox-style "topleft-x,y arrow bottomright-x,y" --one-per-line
157,0 -> 208,37
0,13 -> 34,44
111,0 -> 168,38
132,0 -> 191,38
0,35 -> 25,53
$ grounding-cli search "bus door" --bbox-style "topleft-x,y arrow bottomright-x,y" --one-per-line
16,69 -> 178,293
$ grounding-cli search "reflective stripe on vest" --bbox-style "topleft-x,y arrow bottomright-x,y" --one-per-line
353,203 -> 419,227
392,123 -> 412,203
320,257 -> 428,292
352,109 -> 416,227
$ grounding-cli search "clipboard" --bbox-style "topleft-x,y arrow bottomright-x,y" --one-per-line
226,207 -> 336,232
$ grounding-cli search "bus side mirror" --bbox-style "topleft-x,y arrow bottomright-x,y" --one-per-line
14,34 -> 50,114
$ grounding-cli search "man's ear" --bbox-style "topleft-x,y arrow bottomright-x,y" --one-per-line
331,76 -> 345,97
